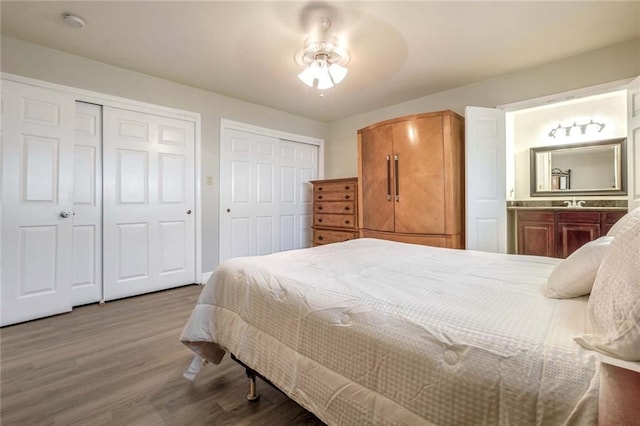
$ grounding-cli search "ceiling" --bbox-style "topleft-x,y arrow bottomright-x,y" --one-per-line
1,1 -> 639,122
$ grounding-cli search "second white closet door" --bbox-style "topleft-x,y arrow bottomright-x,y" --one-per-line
103,106 -> 195,300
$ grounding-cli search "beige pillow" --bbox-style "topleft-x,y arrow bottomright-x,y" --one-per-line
545,236 -> 613,299
606,206 -> 640,237
575,220 -> 640,361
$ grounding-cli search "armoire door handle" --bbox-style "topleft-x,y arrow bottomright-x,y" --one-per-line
394,154 -> 399,202
386,155 -> 391,201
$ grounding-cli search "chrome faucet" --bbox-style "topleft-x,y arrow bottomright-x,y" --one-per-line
564,198 -> 586,208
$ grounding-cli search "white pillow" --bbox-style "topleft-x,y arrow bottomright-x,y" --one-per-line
544,236 -> 613,299
575,220 -> 640,361
606,206 -> 640,237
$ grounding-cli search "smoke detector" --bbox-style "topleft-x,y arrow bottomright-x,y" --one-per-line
62,13 -> 85,28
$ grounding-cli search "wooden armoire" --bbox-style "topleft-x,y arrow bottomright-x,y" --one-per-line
357,110 -> 465,248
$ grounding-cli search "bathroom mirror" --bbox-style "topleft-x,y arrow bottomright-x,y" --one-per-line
530,138 -> 627,197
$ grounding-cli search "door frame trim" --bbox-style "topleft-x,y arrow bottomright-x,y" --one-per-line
2,72 -> 203,284
218,119 -> 324,264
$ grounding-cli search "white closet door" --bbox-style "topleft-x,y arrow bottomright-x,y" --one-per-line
278,140 -> 317,251
72,102 -> 103,306
103,107 -> 195,300
627,76 -> 640,211
220,129 -> 318,262
1,80 -> 75,326
465,106 -> 507,253
220,129 -> 279,261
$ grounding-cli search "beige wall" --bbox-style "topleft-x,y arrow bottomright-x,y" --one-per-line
1,35 -> 329,274
325,39 -> 640,179
3,35 -> 639,272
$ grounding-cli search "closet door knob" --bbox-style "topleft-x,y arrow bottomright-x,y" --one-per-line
60,210 -> 71,218
187,210 -> 192,215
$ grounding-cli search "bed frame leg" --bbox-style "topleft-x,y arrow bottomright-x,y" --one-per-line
246,369 -> 260,402
183,355 -> 206,382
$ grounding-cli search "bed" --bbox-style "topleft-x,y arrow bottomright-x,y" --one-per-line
179,237 -> 611,425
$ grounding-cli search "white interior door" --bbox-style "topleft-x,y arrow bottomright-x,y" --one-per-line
220,129 -> 318,263
1,80 -> 75,326
220,129 -> 279,261
72,102 -> 103,306
278,140 -> 317,251
103,106 -> 195,300
465,106 -> 507,253
627,76 -> 640,211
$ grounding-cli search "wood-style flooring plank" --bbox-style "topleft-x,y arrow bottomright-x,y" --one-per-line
0,285 -> 325,425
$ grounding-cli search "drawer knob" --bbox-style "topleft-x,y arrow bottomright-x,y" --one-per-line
345,220 -> 350,224
344,194 -> 350,199
318,218 -> 323,223
345,185 -> 350,190
318,235 -> 324,241
344,206 -> 350,211
318,206 -> 323,210
318,195 -> 323,200
318,187 -> 323,191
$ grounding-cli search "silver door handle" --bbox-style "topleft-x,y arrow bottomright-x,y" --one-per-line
60,210 -> 71,218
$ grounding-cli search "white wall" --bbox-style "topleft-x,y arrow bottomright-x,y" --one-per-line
0,35 -> 329,274
325,39 -> 640,179
512,91 -> 627,199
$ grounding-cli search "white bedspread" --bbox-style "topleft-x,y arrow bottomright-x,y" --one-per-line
181,238 -> 599,425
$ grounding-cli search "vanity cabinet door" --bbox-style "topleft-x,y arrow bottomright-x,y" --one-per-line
556,211 -> 601,258
517,211 -> 555,257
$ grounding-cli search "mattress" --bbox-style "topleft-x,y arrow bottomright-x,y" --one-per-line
180,238 -> 599,425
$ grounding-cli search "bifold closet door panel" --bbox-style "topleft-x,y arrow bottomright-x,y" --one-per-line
1,80 -> 75,326
102,106 -> 195,301
72,102 -> 103,306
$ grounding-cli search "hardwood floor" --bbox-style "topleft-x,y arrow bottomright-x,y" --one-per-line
0,285 -> 325,425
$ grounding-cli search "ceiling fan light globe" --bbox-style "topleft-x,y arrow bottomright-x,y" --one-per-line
317,70 -> 334,90
329,63 -> 347,84
298,66 -> 316,87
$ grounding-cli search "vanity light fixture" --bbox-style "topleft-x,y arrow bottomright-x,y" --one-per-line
548,119 -> 606,138
294,17 -> 350,94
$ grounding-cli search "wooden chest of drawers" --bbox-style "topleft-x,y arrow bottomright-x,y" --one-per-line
310,178 -> 358,246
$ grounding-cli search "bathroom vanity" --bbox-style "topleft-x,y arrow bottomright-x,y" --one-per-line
513,207 -> 626,258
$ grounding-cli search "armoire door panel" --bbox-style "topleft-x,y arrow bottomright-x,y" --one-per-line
360,125 -> 395,232
392,116 -> 445,234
